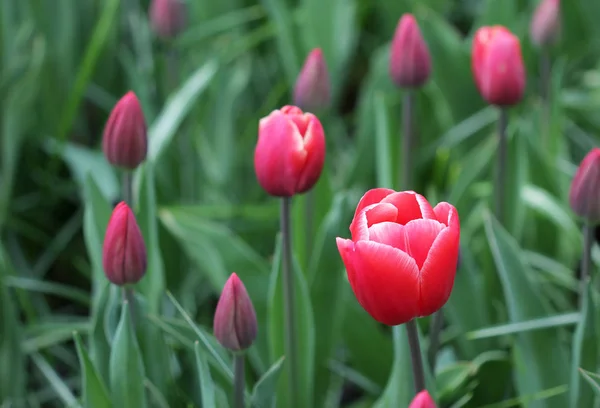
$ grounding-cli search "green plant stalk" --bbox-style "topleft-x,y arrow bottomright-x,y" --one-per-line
580,221 -> 593,308
401,90 -> 414,190
406,319 -> 426,392
122,171 -> 136,325
234,353 -> 245,408
281,196 -> 299,408
540,51 -> 551,148
305,189 -> 315,265
427,310 -> 444,371
495,109 -> 508,224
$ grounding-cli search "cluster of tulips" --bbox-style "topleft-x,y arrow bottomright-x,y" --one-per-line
94,0 -> 597,407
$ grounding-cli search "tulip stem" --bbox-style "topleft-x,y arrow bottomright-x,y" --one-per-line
406,319 -> 426,392
122,172 -> 133,206
540,51 -> 551,148
305,189 -> 315,265
233,353 -> 245,408
495,109 -> 508,224
580,221 -> 593,308
401,90 -> 415,190
122,287 -> 136,326
427,310 -> 444,371
281,196 -> 299,408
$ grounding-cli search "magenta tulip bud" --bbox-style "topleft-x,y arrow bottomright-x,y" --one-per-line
389,14 -> 432,88
293,48 -> 331,111
149,0 -> 186,39
569,148 -> 600,222
530,0 -> 560,48
409,390 -> 436,408
102,91 -> 147,170
213,273 -> 257,351
102,202 -> 147,286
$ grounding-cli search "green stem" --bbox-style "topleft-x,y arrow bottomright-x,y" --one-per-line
406,319 -> 426,392
427,310 -> 444,371
580,222 -> 593,308
123,286 -> 136,327
305,189 -> 315,265
495,109 -> 508,224
234,353 -> 245,408
281,196 -> 298,408
401,91 -> 414,191
122,172 -> 133,206
540,51 -> 551,149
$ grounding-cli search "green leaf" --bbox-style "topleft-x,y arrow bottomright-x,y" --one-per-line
579,369 -> 600,396
109,301 -> 148,408
251,356 -> 285,408
74,332 -> 112,408
31,353 -> 81,408
466,312 -> 580,340
194,341 -> 216,408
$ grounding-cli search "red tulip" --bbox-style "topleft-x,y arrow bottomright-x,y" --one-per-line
472,26 -> 526,106
530,0 -> 560,47
102,202 -> 147,286
389,14 -> 431,88
102,91 -> 147,170
213,273 -> 257,351
293,48 -> 331,111
254,105 -> 326,197
409,390 -> 436,408
336,189 -> 460,326
149,0 -> 186,39
569,148 -> 600,221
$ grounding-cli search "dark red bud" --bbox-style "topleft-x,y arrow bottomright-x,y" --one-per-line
293,48 -> 331,111
389,14 -> 432,88
569,148 -> 600,222
149,0 -> 186,39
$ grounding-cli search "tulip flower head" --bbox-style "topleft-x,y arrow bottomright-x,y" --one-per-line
530,0 -> 560,47
102,91 -> 147,170
389,14 -> 431,88
472,26 -> 526,106
336,189 -> 460,326
569,148 -> 600,222
213,273 -> 258,352
149,0 -> 186,39
254,105 -> 326,197
102,202 -> 147,286
293,48 -> 331,111
409,390 -> 436,408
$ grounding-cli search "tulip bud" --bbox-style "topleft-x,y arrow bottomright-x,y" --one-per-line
254,105 -> 326,197
569,148 -> 600,222
213,273 -> 257,351
472,26 -> 526,106
149,0 -> 186,39
409,390 -> 436,408
102,91 -> 147,170
293,48 -> 331,111
530,0 -> 560,47
102,202 -> 147,286
389,14 -> 431,88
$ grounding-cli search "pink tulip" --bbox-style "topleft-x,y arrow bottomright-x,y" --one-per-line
149,0 -> 186,39
389,14 -> 432,88
409,390 -> 436,408
530,0 -> 560,47
569,148 -> 600,221
294,48 -> 331,111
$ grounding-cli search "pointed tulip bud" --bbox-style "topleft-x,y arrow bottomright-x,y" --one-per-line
254,105 -> 326,197
102,202 -> 147,285
149,0 -> 186,39
569,148 -> 600,222
102,92 -> 147,170
530,0 -> 560,48
213,273 -> 257,351
409,390 -> 436,408
389,14 -> 431,88
472,26 -> 526,106
293,48 -> 331,111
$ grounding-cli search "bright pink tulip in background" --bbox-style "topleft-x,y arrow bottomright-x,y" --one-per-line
409,390 -> 436,408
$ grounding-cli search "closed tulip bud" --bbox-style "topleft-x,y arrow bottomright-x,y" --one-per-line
569,148 -> 600,222
389,14 -> 431,88
472,26 -> 526,106
149,0 -> 186,39
213,273 -> 257,351
102,91 -> 147,169
336,189 -> 460,326
254,105 -> 326,197
409,390 -> 436,408
102,202 -> 147,286
293,48 -> 331,111
530,0 -> 560,47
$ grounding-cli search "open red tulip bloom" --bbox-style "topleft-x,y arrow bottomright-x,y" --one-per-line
336,189 -> 460,326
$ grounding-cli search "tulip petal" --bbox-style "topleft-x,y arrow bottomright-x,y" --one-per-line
381,191 -> 436,224
350,203 -> 398,242
336,238 -> 362,304
367,222 -> 408,252
404,219 -> 445,269
353,241 -> 419,326
296,113 -> 326,194
351,188 -> 395,223
433,202 -> 460,230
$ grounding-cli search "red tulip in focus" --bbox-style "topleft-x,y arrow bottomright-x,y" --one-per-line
530,0 -> 560,47
102,91 -> 147,170
102,202 -> 147,286
293,48 -> 331,111
149,0 -> 186,39
389,14 -> 431,88
569,148 -> 600,222
409,390 -> 436,408
254,105 -> 326,197
336,189 -> 460,326
472,26 -> 526,106
213,273 -> 258,351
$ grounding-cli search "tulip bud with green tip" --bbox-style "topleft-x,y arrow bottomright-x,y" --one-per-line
213,273 -> 257,351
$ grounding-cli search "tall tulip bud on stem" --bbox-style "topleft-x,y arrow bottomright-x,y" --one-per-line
214,273 -> 257,408
569,148 -> 600,305
149,0 -> 186,40
254,106 -> 325,408
472,26 -> 525,224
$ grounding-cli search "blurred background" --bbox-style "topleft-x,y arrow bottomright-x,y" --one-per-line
2,0 -> 600,407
